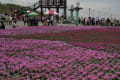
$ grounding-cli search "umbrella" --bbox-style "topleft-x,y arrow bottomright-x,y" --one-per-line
44,10 -> 59,15
28,12 -> 39,16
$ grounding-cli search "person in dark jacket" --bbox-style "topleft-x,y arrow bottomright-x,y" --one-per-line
33,17 -> 38,26
106,18 -> 111,26
0,21 -> 5,29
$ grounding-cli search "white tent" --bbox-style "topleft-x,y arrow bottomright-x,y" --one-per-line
44,10 -> 59,16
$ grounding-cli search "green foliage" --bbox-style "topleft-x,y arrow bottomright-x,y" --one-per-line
0,3 -> 23,14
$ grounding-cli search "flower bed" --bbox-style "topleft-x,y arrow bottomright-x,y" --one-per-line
0,26 -> 103,35
70,42 -> 120,53
0,38 -> 120,80
1,26 -> 119,53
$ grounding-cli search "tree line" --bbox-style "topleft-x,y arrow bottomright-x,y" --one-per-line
0,2 -> 23,14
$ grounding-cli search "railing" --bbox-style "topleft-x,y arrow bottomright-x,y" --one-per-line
29,0 -> 66,10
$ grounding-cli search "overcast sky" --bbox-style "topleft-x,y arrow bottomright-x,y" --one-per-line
0,0 -> 120,18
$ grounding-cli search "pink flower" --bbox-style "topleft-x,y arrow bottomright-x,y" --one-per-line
111,74 -> 118,79
97,72 -> 104,77
82,71 -> 88,76
103,67 -> 109,71
103,75 -> 110,80
116,72 -> 120,76
91,75 -> 99,80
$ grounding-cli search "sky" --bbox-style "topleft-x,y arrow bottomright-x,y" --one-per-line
0,0 -> 120,18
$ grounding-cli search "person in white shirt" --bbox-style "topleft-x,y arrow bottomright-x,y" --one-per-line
51,16 -> 54,26
8,16 -> 13,25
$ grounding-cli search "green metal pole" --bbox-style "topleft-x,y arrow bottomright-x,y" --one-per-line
76,10 -> 79,25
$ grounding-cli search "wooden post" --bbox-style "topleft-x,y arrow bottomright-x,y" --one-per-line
56,6 -> 59,22
64,0 -> 67,19
41,0 -> 43,21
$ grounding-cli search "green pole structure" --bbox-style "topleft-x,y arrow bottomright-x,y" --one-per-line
76,10 -> 79,25
69,5 -> 74,24
74,2 -> 83,26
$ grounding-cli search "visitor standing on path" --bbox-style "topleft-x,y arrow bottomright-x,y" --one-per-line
51,16 -> 54,26
5,15 -> 9,25
0,21 -> 5,29
23,16 -> 28,26
8,15 -> 13,25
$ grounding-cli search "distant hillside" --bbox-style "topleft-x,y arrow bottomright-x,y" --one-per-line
0,2 -> 23,14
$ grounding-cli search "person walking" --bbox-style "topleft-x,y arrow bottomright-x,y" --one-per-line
33,16 -> 38,26
12,16 -> 17,28
79,17 -> 81,25
88,17 -> 91,25
51,15 -> 54,26
0,21 -> 5,29
96,17 -> 99,26
23,16 -> 28,26
42,16 -> 45,24
106,18 -> 111,26
101,18 -> 105,26
8,15 -> 13,25
5,15 -> 9,25
47,16 -> 51,26
13,16 -> 17,24
83,17 -> 86,26
111,18 -> 114,27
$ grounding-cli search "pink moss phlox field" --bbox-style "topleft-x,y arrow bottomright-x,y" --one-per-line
0,26 -> 120,53
0,38 -> 120,80
70,42 -> 120,53
1,26 -> 119,35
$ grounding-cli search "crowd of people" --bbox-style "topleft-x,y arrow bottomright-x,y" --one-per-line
0,13 -> 120,29
0,13 -> 57,29
41,15 -> 57,26
0,14 -> 39,29
78,17 -> 120,26
0,14 -> 18,29
22,14 -> 39,26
